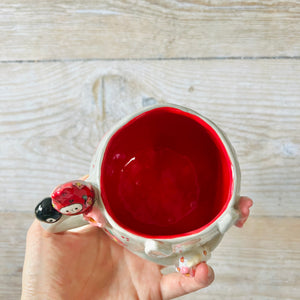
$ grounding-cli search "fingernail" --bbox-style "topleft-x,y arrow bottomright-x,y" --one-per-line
207,265 -> 214,280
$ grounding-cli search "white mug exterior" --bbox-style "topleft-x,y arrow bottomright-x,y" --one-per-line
40,104 -> 241,268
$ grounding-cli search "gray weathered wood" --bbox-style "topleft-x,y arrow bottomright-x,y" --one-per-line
0,1 -> 299,299
0,1 -> 299,60
0,60 -> 299,217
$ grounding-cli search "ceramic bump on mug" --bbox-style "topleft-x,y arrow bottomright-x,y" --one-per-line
35,104 -> 242,275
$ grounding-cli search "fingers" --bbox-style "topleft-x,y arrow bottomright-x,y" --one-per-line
26,219 -> 43,244
160,262 -> 214,300
235,196 -> 253,228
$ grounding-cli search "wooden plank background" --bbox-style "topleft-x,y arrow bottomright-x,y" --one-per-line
1,0 -> 300,60
0,1 -> 299,299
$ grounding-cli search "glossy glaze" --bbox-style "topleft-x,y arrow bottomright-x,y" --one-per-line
101,107 -> 233,237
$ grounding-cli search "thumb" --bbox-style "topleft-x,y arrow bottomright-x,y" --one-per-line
160,262 -> 214,299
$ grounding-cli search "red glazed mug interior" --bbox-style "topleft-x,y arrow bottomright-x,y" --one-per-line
100,107 -> 234,238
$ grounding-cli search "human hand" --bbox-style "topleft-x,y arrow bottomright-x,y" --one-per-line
22,196 -> 252,300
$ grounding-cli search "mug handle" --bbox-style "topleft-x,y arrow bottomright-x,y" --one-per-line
39,214 -> 90,233
35,176 -> 102,233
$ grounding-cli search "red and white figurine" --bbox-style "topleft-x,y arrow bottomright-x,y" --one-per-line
51,180 -> 106,227
51,180 -> 95,215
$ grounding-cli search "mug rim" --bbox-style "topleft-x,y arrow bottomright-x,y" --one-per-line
92,103 -> 241,241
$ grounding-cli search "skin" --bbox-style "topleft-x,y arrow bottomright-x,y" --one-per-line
22,196 -> 253,300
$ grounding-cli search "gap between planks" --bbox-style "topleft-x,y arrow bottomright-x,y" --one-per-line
0,56 -> 300,64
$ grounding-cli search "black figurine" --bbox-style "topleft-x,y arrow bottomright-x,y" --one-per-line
35,197 -> 62,223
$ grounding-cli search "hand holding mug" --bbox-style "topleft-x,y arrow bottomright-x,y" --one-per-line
24,196 -> 252,299
33,104 -> 253,276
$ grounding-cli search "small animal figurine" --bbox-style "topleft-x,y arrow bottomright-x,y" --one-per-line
50,180 -> 105,227
176,248 -> 210,276
35,197 -> 62,223
51,180 -> 95,215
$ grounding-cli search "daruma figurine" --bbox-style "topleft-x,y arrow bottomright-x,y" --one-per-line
35,104 -> 244,275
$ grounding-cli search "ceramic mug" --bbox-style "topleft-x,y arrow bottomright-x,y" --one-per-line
35,104 -> 241,275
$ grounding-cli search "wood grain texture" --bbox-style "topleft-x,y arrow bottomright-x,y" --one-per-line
0,1 -> 299,299
0,0 -> 299,60
0,60 -> 299,217
1,213 -> 299,299
177,216 -> 300,300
